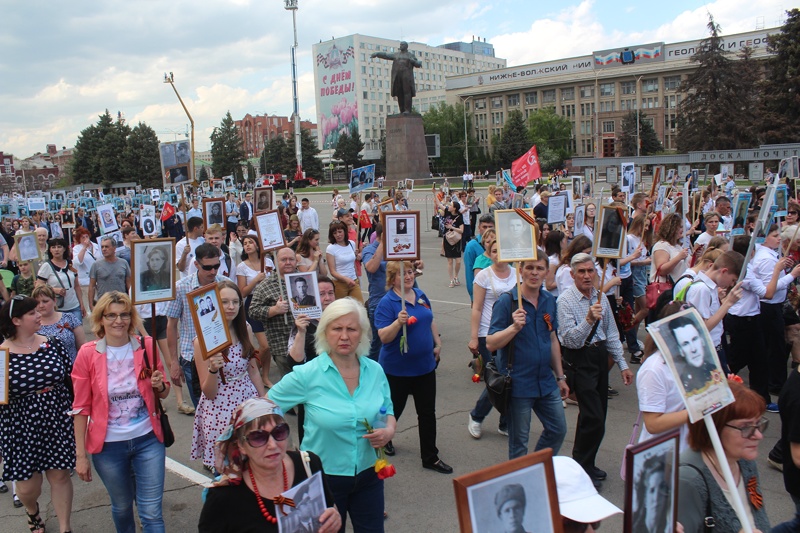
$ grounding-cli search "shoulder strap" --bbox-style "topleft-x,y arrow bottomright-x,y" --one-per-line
48,261 -> 72,289
299,450 -> 313,478
680,462 -> 716,531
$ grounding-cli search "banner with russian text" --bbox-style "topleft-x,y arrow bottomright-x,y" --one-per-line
511,145 -> 542,187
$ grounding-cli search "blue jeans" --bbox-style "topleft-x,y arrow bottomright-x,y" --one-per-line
327,467 -> 385,533
180,357 -> 199,406
91,432 -> 166,533
469,338 -> 507,430
507,388 -> 567,460
367,299 -> 382,362
773,493 -> 800,533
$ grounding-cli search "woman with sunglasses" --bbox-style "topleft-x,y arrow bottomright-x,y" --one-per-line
192,281 -> 265,471
72,291 -> 170,533
678,380 -> 771,533
199,398 -> 340,532
0,295 -> 75,533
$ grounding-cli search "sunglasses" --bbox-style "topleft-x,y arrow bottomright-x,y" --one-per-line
199,263 -> 221,271
9,295 -> 25,318
789,211 -> 799,216
563,519 -> 601,532
725,417 -> 769,439
243,424 -> 290,447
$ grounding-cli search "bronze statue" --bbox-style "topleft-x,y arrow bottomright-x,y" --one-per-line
370,41 -> 421,114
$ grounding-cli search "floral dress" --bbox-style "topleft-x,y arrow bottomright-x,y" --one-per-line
191,342 -> 259,467
38,312 -> 82,363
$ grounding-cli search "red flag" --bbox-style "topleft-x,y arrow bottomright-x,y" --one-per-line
161,202 -> 175,221
511,145 -> 542,187
359,210 -> 372,228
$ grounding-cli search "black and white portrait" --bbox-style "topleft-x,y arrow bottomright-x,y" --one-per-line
140,205 -> 157,236
574,205 -> 585,235
160,143 -> 177,168
571,176 -> 582,200
254,187 -> 273,214
594,205 -> 626,258
188,283 -> 232,357
61,208 -> 75,228
776,185 -> 789,217
396,219 -> 408,234
131,239 -> 176,304
169,165 -> 190,184
204,199 -> 224,227
621,162 -> 635,194
277,472 -> 326,533
285,271 -> 323,320
625,432 -> 679,533
15,233 -> 40,262
495,209 -> 536,263
97,203 -> 119,234
175,140 -> 191,165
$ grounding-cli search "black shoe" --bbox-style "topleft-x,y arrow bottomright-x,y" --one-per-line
384,441 -> 395,456
423,459 -> 453,474
629,353 -> 643,365
13,495 -> 23,508
0,483 -> 7,493
590,467 -> 607,481
607,386 -> 619,397
590,476 -> 602,488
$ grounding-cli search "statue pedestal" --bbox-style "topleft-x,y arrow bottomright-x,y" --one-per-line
385,114 -> 430,184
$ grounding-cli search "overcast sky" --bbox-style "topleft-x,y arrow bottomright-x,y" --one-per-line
0,0 -> 789,158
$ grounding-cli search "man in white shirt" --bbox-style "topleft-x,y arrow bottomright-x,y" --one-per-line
176,217 -> 206,278
297,198 -> 319,232
225,192 -> 239,244
204,224 -> 236,282
187,198 -> 203,219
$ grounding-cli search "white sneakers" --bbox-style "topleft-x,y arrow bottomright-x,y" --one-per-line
468,415 -> 482,439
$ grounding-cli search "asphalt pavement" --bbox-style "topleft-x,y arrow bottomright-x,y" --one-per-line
2,189 -> 794,532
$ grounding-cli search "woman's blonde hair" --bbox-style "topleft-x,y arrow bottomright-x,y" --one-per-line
91,291 -> 141,338
31,285 -> 56,301
314,298 -> 372,357
385,260 -> 414,290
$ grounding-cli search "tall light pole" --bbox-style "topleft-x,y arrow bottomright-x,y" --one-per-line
163,72 -> 196,182
461,95 -> 473,173
285,0 -> 302,190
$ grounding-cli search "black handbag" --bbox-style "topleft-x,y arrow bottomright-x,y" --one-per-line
484,341 -> 514,416
141,336 -> 175,448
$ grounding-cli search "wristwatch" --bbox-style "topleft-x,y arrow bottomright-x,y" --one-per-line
556,375 -> 567,382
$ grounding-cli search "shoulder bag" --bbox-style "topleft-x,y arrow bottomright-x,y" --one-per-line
680,463 -> 716,531
141,336 -> 175,447
645,265 -> 673,310
47,261 -> 69,309
484,295 -> 515,416
619,412 -> 642,481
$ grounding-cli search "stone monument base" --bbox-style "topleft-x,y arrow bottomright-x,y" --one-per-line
385,114 -> 430,184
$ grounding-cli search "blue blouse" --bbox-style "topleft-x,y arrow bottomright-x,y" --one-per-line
375,288 -> 436,377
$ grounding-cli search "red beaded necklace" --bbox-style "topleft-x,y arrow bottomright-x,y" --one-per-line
248,462 -> 289,525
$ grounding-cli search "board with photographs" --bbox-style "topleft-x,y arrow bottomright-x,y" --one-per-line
131,238 -> 176,304
187,282 -> 233,359
203,197 -> 225,230
96,203 -> 119,234
285,271 -> 323,320
494,209 -> 537,263
593,204 -> 627,259
381,211 -> 420,262
159,139 -> 192,188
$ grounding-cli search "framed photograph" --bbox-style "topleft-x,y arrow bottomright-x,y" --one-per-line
285,271 -> 323,320
646,307 -> 734,423
61,208 -> 76,228
606,166 -> 618,184
495,209 -> 537,263
655,186 -> 667,213
277,471 -> 327,533
667,169 -> 676,185
187,282 -> 232,359
50,222 -> 63,239
551,191 -> 570,222
106,230 -> 125,249
254,210 -> 286,252
224,176 -> 235,191
15,232 -> 41,262
96,203 -> 119,234
731,192 -> 752,236
453,448 -> 561,533
212,180 -> 224,194
653,166 -> 665,185
593,204 -> 627,259
776,184 -> 789,217
150,189 -> 161,203
571,176 -> 582,201
254,186 -> 274,215
792,156 -> 800,180
621,162 -> 635,194
381,211 -> 420,262
0,348 -> 8,405
203,197 -> 225,229
624,429 -> 680,533
574,205 -> 585,235
405,179 -> 414,192
27,197 -> 46,213
131,238 -> 176,304
140,205 -> 158,236
167,165 -> 191,185
349,163 -> 375,194
377,197 -> 394,213
681,180 -> 690,218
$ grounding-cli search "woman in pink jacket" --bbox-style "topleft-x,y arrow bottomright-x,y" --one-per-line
72,291 -> 170,533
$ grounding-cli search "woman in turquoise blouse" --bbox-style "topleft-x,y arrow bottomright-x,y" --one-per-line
269,298 -> 396,532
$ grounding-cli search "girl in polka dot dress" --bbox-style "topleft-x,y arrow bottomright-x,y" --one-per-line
191,281 -> 265,470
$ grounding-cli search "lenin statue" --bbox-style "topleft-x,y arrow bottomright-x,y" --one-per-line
370,41 -> 422,114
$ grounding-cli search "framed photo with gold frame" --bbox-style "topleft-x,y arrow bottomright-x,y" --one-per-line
380,211 -> 420,262
254,210 -> 286,252
453,448 -> 562,533
61,208 -> 76,229
254,186 -> 274,215
593,204 -> 627,259
0,348 -> 8,405
186,282 -> 232,360
131,238 -> 176,305
494,209 -> 537,263
377,197 -> 394,214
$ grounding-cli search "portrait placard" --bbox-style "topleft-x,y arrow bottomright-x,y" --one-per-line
253,187 -> 274,215
106,230 -> 125,249
730,192 -> 752,236
776,184 -> 789,217
160,140 -> 192,188
381,211 -> 420,262
285,271 -> 322,320
277,471 -> 327,533
571,176 -> 582,201
349,163 -> 376,194
254,210 -> 286,252
682,180 -> 690,219
61,208 -> 76,229
792,156 -> 800,180
405,179 -> 414,192
131,238 -> 176,304
50,222 -> 63,239
187,282 -> 233,359
27,197 -> 46,213
453,449 -> 561,533
606,166 -> 618,184
653,165 -> 665,185
96,203 -> 119,234
150,189 -> 161,203
140,205 -> 157,236
377,198 -> 394,214
547,192 -> 567,224
621,162 -> 635,194
574,205 -> 585,235
212,180 -> 224,194
202,197 -> 225,230
779,157 -> 791,180
0,349 -> 7,404
15,232 -> 41,263
646,307 -> 734,423
494,209 -> 537,263
224,176 -> 235,191
593,204 -> 627,259
624,430 -> 680,533
655,186 -> 667,213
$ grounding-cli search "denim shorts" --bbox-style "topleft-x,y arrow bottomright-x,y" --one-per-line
632,265 -> 648,298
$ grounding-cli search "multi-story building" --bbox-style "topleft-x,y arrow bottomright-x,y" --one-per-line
313,34 -> 506,159
234,113 -> 317,159
445,28 -> 777,159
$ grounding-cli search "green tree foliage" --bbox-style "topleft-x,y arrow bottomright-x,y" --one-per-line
527,107 -> 574,170
422,102 -> 472,174
333,125 -> 364,170
677,15 -> 761,151
289,128 -> 323,179
494,110 -> 531,168
762,9 -> 800,144
246,161 -> 257,184
618,112 -> 664,156
210,111 -> 246,179
70,110 -> 131,185
121,122 -> 162,188
198,166 -> 209,182
261,136 -> 286,176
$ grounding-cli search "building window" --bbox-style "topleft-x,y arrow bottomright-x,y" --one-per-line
642,97 -> 659,109
642,78 -> 658,93
602,120 -> 615,133
599,83 -> 615,97
475,98 -> 486,110
492,97 -> 503,108
666,94 -> 681,109
561,104 -> 575,117
580,103 -> 595,116
507,94 -> 520,107
525,91 -> 538,105
561,87 -> 574,101
580,85 -> 594,98
664,75 -> 681,91
620,81 -> 636,95
599,101 -> 615,112
361,66 -> 366,74
363,91 -> 368,99
542,89 -> 556,103
492,112 -> 504,125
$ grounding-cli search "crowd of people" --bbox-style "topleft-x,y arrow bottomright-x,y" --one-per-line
0,172 -> 799,532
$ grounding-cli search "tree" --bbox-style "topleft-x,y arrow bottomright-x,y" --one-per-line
121,122 -> 161,188
527,107 -> 574,170
761,9 -> 800,144
210,111 -> 245,178
677,14 -> 761,151
198,166 -> 209,182
494,110 -> 531,168
287,128 -> 323,179
69,110 -> 131,185
333,125 -> 364,170
422,102 -> 472,174
618,112 -> 664,156
246,161 -> 256,185
261,136 -> 285,176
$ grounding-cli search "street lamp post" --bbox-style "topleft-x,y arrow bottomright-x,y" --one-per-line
461,95 -> 473,174
163,72 -> 196,182
285,0 -> 302,191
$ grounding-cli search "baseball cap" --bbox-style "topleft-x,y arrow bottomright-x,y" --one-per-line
337,208 -> 354,217
553,456 -> 622,523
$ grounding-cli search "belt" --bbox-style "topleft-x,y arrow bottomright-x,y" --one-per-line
585,341 -> 606,349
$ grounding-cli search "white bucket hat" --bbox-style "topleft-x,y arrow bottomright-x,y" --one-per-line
553,456 -> 622,523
